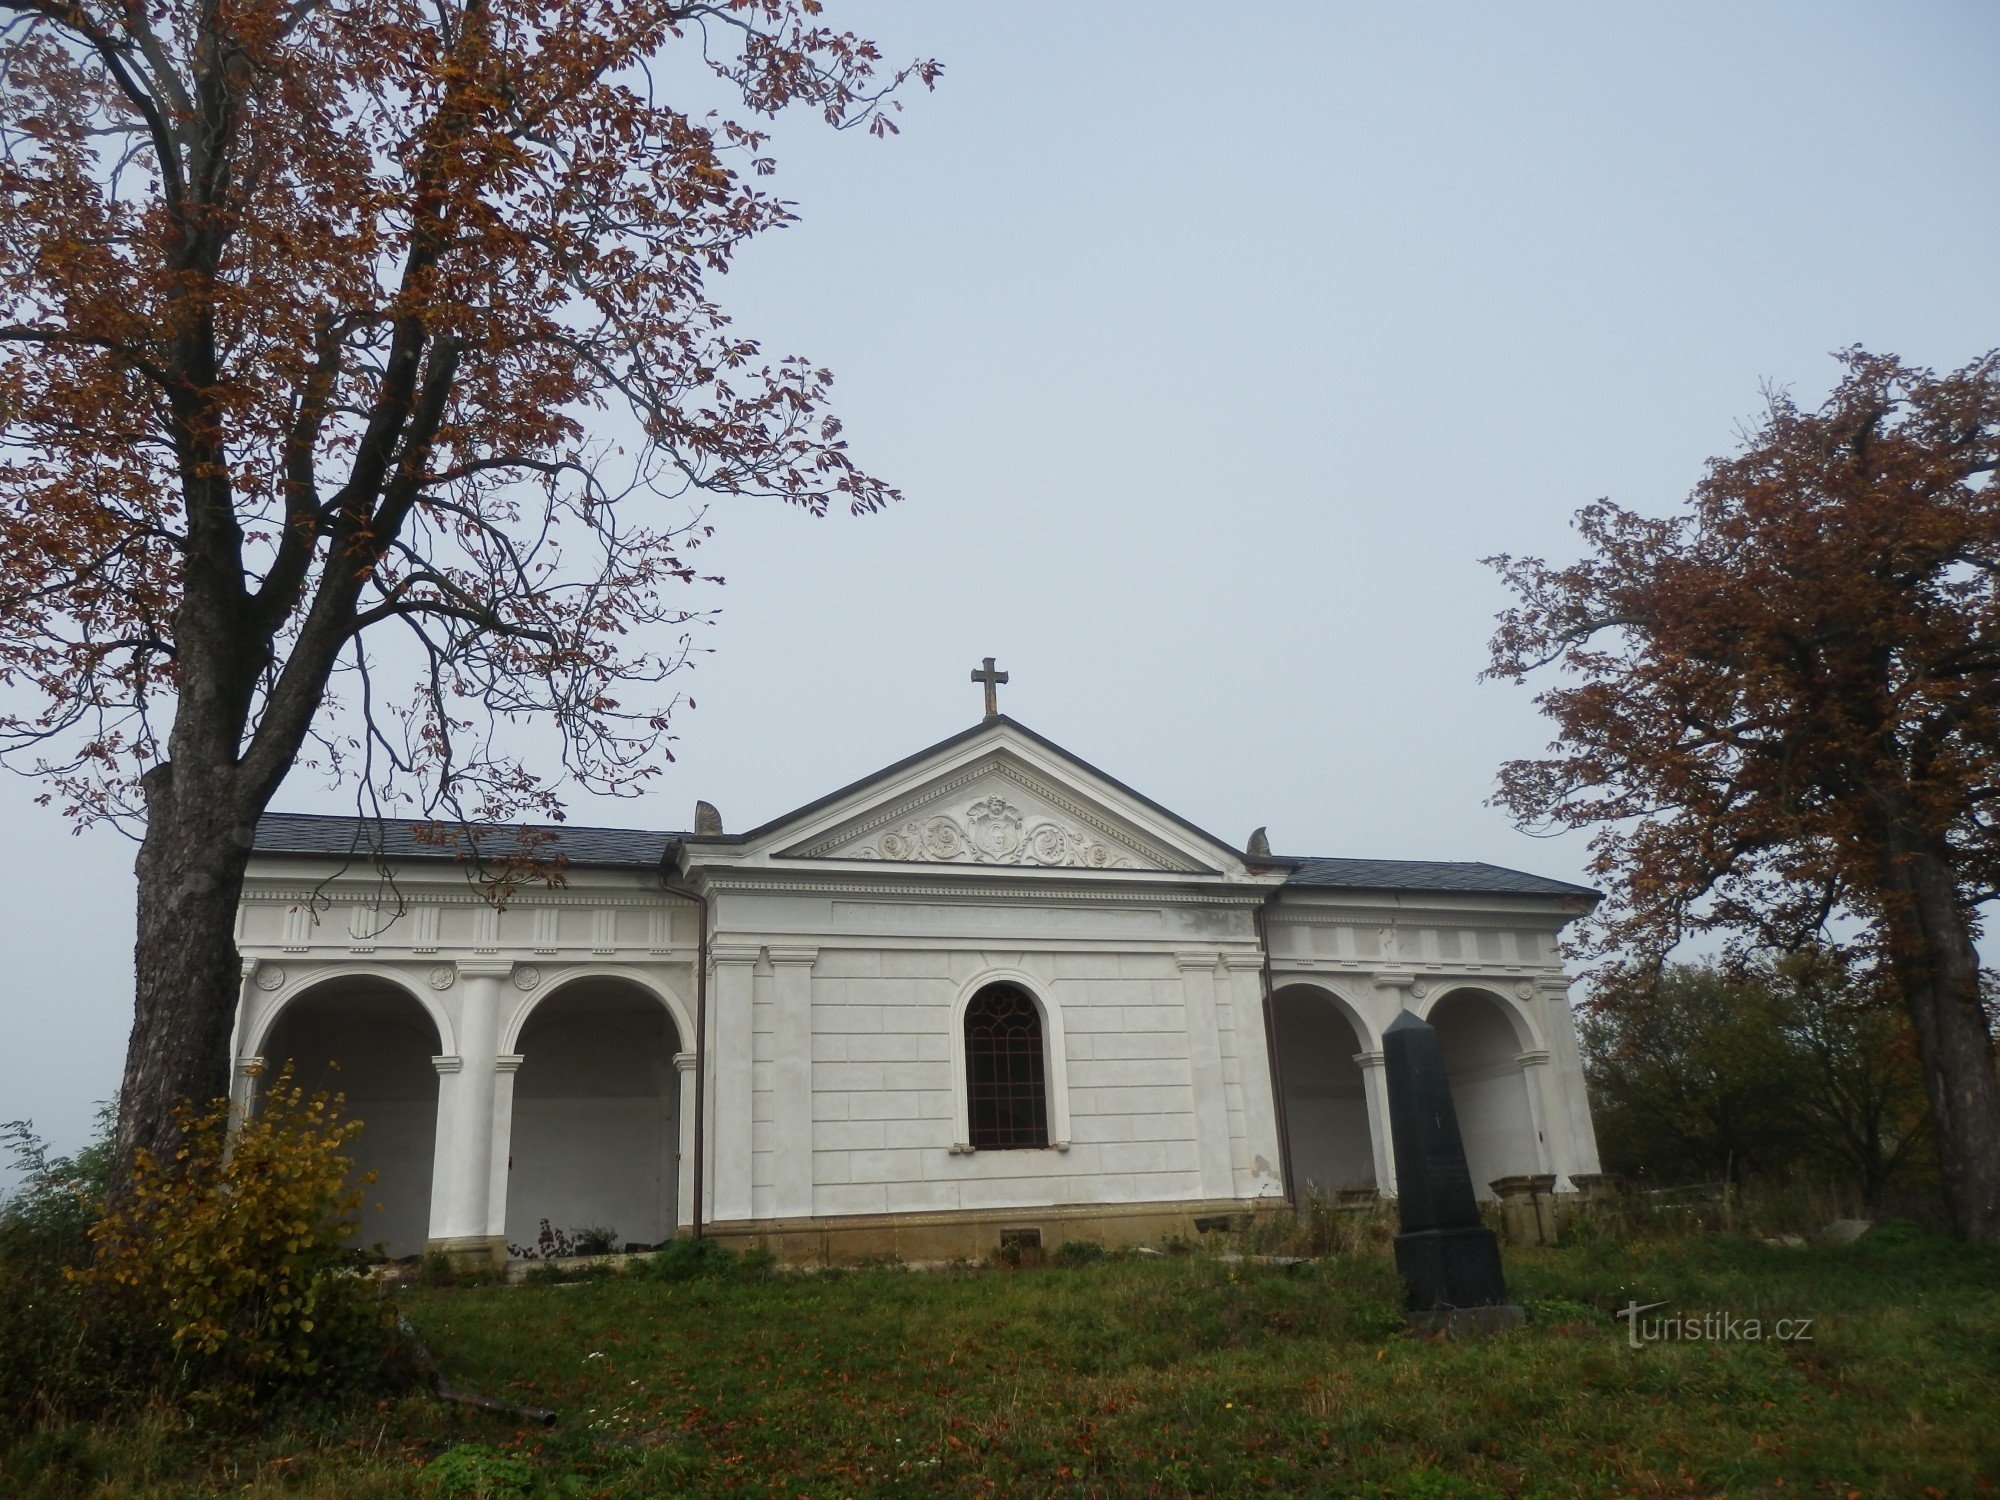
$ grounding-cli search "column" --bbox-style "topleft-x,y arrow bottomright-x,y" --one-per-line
229,958 -> 266,1126
426,960 -> 508,1259
1539,976 -> 1602,1178
1221,954 -> 1285,1197
708,944 -> 760,1225
486,1053 -> 525,1243
1367,971 -> 1417,1198
1175,952 -> 1238,1202
1353,1050 -> 1397,1197
1517,1049 -> 1557,1175
767,946 -> 819,1221
426,1053 -> 465,1245
231,1055 -> 265,1130
673,1050 -> 697,1231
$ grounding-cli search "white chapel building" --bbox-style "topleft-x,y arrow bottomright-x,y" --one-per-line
230,701 -> 1604,1263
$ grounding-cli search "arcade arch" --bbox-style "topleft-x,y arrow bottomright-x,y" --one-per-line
259,975 -> 441,1258
1425,986 -> 1542,1196
1270,984 -> 1378,1197
504,976 -> 683,1251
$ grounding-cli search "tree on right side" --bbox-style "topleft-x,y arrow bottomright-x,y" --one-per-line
1582,954 -> 1933,1211
1488,348 -> 2000,1243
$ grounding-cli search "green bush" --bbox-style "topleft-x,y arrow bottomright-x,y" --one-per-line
1053,1237 -> 1106,1267
0,1108 -> 118,1424
75,1067 -> 405,1405
0,1105 -> 113,1268
641,1239 -> 774,1283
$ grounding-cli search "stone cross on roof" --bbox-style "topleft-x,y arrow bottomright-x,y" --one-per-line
971,656 -> 1008,718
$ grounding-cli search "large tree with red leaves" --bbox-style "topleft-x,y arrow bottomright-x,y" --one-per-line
0,1 -> 934,1186
1488,349 -> 2000,1242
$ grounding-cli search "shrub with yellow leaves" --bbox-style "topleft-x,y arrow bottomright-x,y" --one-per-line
75,1065 -> 403,1401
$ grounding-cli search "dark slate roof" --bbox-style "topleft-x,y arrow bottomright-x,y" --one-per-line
252,812 -> 680,870
1279,856 -> 1597,900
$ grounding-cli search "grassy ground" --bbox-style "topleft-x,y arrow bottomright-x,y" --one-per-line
4,1225 -> 1997,1497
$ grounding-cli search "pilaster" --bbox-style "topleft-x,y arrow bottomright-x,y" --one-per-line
1175,952 -> 1237,1201
1221,953 -> 1285,1197
708,944 -> 761,1224
767,946 -> 819,1219
673,1050 -> 698,1230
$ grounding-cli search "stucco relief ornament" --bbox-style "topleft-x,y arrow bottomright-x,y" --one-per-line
427,965 -> 456,991
966,796 -> 1024,859
1514,980 -> 1536,1000
854,797 -> 1135,868
513,965 -> 542,991
922,816 -> 966,859
253,964 -> 285,992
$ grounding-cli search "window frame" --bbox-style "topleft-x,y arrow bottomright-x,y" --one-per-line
948,969 -> 1071,1153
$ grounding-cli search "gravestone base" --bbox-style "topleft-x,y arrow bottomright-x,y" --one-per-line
1405,1303 -> 1526,1339
1490,1173 -> 1560,1245
1393,1223 -> 1510,1311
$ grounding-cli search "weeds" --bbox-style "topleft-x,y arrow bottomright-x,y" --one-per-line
3,1215 -> 1997,1495
506,1219 -> 622,1262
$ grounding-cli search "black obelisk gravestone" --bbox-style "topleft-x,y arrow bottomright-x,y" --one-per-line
1382,1010 -> 1519,1334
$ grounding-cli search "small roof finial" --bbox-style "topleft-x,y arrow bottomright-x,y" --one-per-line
971,656 -> 1009,718
693,800 -> 723,837
1246,826 -> 1271,857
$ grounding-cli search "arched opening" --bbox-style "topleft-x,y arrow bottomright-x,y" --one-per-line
963,982 -> 1049,1150
261,978 -> 442,1258
1271,985 -> 1376,1198
507,979 -> 680,1251
1429,988 -> 1541,1197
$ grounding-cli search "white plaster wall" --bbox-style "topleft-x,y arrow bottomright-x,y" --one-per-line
1270,989 -> 1375,1195
261,990 -> 439,1258
801,945 -> 1216,1218
506,989 -> 678,1250
1430,990 -> 1542,1196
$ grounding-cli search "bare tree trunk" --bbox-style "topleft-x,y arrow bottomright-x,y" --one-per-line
1884,846 -> 2000,1245
112,762 -> 257,1191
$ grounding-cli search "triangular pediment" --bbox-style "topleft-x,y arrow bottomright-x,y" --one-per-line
679,717 -> 1253,878
781,754 -> 1201,872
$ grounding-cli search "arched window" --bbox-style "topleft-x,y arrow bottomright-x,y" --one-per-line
964,983 -> 1050,1149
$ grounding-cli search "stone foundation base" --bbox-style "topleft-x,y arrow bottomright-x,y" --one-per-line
701,1197 -> 1287,1266
425,1233 -> 509,1268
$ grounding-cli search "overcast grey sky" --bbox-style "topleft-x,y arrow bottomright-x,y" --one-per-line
5,2 -> 1997,1174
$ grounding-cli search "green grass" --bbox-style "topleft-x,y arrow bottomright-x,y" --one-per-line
5,1228 -> 1998,1497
